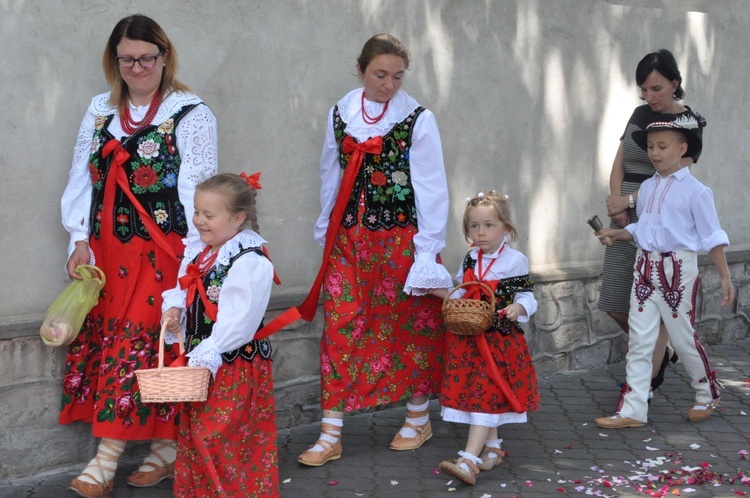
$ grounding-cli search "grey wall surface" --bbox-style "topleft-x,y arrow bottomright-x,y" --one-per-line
3,0 -> 749,323
2,0 -> 750,481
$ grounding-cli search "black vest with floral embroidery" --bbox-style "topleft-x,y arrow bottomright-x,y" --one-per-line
461,253 -> 534,336
88,104 -> 197,242
186,246 -> 272,363
333,105 -> 425,230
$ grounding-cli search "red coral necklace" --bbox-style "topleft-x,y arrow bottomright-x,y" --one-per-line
121,92 -> 161,135
361,91 -> 389,125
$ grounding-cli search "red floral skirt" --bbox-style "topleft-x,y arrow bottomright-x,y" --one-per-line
58,233 -> 182,440
440,328 -> 539,414
174,359 -> 278,497
320,222 -> 445,411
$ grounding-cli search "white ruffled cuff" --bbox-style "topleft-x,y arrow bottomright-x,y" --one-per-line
186,336 -> 223,378
403,253 -> 453,295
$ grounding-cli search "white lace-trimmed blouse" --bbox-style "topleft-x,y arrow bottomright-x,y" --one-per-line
60,91 -> 218,257
314,88 -> 453,295
161,230 -> 274,376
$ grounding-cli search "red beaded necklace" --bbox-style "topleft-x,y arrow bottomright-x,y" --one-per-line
121,92 -> 161,135
196,246 -> 219,275
361,91 -> 390,125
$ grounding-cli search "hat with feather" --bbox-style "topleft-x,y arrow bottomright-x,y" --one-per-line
632,112 -> 704,159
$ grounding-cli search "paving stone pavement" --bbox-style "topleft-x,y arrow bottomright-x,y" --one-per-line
2,337 -> 749,497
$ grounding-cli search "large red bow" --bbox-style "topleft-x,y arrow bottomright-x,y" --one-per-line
179,263 -> 218,321
240,171 -> 262,189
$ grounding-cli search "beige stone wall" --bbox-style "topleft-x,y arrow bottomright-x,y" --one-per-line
2,0 -> 750,480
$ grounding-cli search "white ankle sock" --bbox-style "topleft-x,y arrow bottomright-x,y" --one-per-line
398,401 -> 429,438
309,417 -> 343,452
78,438 -> 125,485
484,438 -> 503,459
137,438 -> 176,472
457,450 -> 481,471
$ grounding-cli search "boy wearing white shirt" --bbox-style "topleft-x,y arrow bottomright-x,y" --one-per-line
593,114 -> 734,429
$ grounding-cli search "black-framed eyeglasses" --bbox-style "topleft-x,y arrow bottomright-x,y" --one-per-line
115,50 -> 164,69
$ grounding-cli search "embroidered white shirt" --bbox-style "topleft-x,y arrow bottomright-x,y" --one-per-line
626,167 -> 729,253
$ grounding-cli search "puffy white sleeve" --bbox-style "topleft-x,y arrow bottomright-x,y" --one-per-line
507,252 -> 537,323
186,252 -> 274,377
61,110 -> 96,257
314,108 -> 341,247
403,110 -> 453,294
176,104 -> 218,238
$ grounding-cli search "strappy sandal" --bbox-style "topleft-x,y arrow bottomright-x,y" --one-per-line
687,398 -> 720,422
298,423 -> 343,467
439,457 -> 480,485
126,439 -> 175,487
389,410 -> 432,450
477,446 -> 507,471
67,439 -> 120,498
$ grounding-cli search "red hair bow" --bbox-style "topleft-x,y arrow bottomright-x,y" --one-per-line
240,171 -> 262,189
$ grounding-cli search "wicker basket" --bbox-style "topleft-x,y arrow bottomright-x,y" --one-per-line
135,321 -> 210,403
442,281 -> 496,336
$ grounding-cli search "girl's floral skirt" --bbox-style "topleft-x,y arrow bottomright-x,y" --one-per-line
175,358 -> 278,497
59,233 -> 182,440
320,222 -> 445,411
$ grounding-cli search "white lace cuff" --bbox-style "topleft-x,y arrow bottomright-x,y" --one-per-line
403,253 -> 453,295
186,336 -> 223,378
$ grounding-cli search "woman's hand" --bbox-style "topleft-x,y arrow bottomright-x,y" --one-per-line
428,288 -> 450,299
606,194 -> 629,217
162,308 -> 182,332
66,241 -> 91,280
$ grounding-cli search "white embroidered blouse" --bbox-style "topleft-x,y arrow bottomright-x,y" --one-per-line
314,88 -> 452,294
60,91 -> 218,257
161,230 -> 274,376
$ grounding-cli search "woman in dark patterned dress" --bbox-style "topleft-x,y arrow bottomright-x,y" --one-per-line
298,33 -> 452,467
59,15 -> 217,497
432,191 -> 539,486
599,49 -> 705,404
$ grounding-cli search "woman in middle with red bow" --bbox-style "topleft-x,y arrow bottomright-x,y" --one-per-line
298,33 -> 452,467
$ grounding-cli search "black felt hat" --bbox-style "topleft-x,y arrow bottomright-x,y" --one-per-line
632,113 -> 703,158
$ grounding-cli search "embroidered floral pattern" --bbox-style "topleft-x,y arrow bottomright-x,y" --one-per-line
334,106 -> 423,231
186,246 -> 273,363
88,105 -> 197,242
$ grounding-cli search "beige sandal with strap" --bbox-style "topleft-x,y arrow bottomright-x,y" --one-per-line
298,423 -> 343,467
389,409 -> 433,450
67,439 -> 121,498
126,440 -> 175,487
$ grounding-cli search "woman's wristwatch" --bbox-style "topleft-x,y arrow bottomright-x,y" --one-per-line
628,194 -> 635,209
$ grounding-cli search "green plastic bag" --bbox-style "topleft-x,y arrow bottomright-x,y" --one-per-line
39,265 -> 106,347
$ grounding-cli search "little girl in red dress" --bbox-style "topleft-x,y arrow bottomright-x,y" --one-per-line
431,190 -> 539,486
161,173 -> 279,497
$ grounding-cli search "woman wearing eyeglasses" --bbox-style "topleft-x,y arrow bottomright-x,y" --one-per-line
59,14 -> 217,498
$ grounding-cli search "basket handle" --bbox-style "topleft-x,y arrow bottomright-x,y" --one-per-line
157,318 -> 186,370
443,281 -> 497,308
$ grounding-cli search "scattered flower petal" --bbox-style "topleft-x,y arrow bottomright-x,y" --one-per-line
646,446 -> 660,451
282,478 -> 291,484
329,481 -> 338,486
432,468 -> 440,474
599,433 -> 608,437
689,444 -> 700,449
391,480 -> 398,485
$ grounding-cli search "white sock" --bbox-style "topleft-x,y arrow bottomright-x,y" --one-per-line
137,438 -> 176,472
309,417 -> 343,452
457,450 -> 481,471
484,438 -> 503,459
398,401 -> 429,438
78,438 -> 125,485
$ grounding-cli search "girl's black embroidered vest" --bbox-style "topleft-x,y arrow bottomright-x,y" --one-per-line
333,105 -> 425,231
88,104 -> 198,242
462,253 -> 534,336
186,246 -> 272,363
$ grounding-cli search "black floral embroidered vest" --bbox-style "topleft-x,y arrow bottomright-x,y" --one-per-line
88,104 -> 197,242
186,246 -> 272,363
333,106 -> 425,230
461,253 -> 534,335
